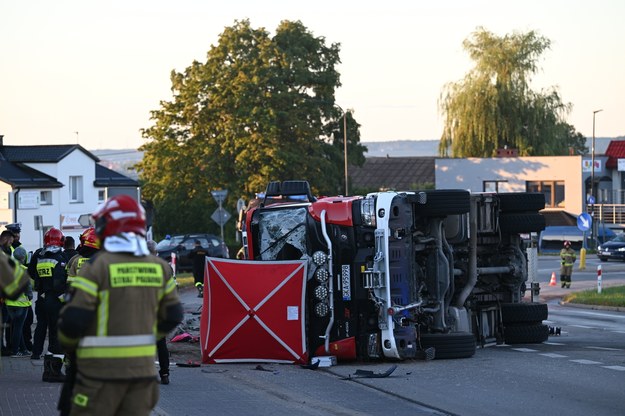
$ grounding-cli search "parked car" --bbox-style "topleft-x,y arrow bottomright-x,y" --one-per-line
598,234 -> 625,262
156,233 -> 229,271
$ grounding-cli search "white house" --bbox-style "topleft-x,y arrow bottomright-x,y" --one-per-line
435,156 -> 584,215
0,138 -> 139,252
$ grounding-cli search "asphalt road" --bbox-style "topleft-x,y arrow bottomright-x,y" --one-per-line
154,255 -> 625,416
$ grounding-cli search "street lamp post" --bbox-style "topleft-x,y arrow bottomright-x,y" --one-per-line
343,110 -> 348,196
590,109 -> 603,247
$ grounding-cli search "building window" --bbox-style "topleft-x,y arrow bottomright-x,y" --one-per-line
98,190 -> 106,203
40,190 -> 52,205
483,180 -> 508,192
69,176 -> 83,203
526,181 -> 565,208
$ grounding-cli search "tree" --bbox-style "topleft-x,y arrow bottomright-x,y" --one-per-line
439,27 -> 587,157
136,19 -> 366,240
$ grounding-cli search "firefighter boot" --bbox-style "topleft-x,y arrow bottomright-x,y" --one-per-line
561,275 -> 566,288
47,355 -> 66,383
196,283 -> 204,298
42,354 -> 53,382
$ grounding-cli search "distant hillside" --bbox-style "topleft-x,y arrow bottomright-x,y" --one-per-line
91,136 -> 624,178
363,140 -> 440,157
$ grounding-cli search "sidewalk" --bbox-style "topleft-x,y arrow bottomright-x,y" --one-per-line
0,287 -> 203,416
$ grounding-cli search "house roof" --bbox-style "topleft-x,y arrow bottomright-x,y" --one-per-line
0,144 -> 137,189
0,160 -> 63,188
94,164 -> 139,187
349,157 -> 436,191
0,144 -> 99,163
604,140 -> 625,169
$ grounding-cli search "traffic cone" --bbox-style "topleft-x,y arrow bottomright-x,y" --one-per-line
549,272 -> 557,286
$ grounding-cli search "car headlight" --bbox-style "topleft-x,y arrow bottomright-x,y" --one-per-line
598,245 -> 602,251
617,247 -> 625,252
360,197 -> 376,227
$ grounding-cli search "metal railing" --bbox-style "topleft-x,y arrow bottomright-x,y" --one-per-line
587,204 -> 625,225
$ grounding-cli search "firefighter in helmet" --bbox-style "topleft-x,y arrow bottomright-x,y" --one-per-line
29,227 -> 68,380
58,195 -> 183,415
66,227 -> 100,284
560,240 -> 576,288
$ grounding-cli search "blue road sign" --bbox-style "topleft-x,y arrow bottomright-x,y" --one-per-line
587,195 -> 596,205
577,212 -> 592,232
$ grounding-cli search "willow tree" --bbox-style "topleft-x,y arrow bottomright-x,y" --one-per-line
439,27 -> 586,157
136,19 -> 365,237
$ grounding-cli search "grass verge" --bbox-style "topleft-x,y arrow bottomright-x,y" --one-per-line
174,273 -> 194,289
563,285 -> 625,307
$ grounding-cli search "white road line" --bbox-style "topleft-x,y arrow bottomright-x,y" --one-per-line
570,359 -> 602,365
602,366 -> 625,372
540,353 -> 568,358
612,330 -> 625,334
569,325 -> 594,329
585,346 -> 623,351
543,342 -> 566,345
512,348 -> 538,353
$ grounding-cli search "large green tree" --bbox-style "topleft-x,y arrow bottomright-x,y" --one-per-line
137,19 -> 366,238
439,27 -> 587,157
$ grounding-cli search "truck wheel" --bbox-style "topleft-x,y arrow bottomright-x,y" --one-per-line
503,323 -> 549,344
419,332 -> 476,359
499,212 -> 546,233
501,303 -> 548,324
415,190 -> 471,216
498,193 -> 545,213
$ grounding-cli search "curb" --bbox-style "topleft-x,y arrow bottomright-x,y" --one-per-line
558,301 -> 625,313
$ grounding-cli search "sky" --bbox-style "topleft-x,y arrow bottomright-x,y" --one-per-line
1,0 -> 624,150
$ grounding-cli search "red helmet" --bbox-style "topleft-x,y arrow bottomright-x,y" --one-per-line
92,195 -> 146,239
44,227 -> 64,247
80,227 -> 100,249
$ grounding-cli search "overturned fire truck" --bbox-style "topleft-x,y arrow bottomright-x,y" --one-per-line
236,180 -> 547,361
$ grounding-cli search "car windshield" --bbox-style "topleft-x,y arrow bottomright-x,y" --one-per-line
610,234 -> 625,243
156,236 -> 185,250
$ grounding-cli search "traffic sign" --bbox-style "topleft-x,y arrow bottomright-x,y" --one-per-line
587,195 -> 595,205
211,207 -> 231,226
211,189 -> 228,204
577,212 -> 592,232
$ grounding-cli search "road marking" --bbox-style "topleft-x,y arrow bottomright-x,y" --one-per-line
543,342 -> 565,345
570,359 -> 602,365
612,330 -> 625,334
602,366 -> 625,372
585,346 -> 623,351
540,353 -> 567,358
569,325 -> 594,329
512,348 -> 538,353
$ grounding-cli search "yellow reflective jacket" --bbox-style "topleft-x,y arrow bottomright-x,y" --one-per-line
59,251 -> 181,380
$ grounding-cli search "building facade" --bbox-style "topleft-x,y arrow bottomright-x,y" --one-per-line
0,141 -> 139,251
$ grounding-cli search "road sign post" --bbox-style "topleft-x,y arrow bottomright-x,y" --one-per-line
211,190 -> 230,241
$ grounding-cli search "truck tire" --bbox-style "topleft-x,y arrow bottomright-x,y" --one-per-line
419,332 -> 476,359
501,303 -> 548,324
415,190 -> 471,217
503,323 -> 549,344
498,193 -> 545,213
499,212 -> 546,233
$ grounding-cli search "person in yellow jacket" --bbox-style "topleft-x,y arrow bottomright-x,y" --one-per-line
0,248 -> 30,371
5,246 -> 32,357
58,195 -> 183,416
560,240 -> 577,288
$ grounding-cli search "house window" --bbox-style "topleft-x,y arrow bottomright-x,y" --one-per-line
69,176 -> 83,203
40,190 -> 52,205
98,190 -> 106,203
526,181 -> 565,208
483,180 -> 508,192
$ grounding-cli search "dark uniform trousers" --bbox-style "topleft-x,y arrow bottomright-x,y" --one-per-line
70,374 -> 158,416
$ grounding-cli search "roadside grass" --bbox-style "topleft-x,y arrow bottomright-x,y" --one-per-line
563,285 -> 625,307
174,273 -> 194,289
